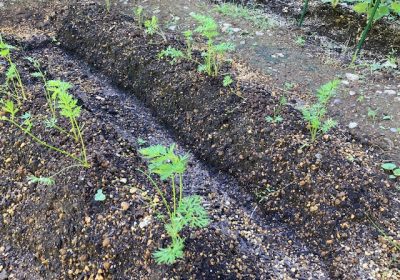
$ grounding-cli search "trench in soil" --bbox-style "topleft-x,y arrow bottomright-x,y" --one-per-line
0,1 -> 399,279
0,35 -> 332,279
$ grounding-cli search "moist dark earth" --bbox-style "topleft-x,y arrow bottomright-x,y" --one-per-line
0,0 -> 399,279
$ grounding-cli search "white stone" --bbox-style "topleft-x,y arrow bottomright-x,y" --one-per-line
348,122 -> 358,129
139,216 -> 152,229
384,89 -> 397,95
345,73 -> 359,81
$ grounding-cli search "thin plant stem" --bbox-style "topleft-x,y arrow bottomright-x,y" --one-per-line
172,177 -> 177,216
137,169 -> 172,219
299,0 -> 309,27
3,117 -> 87,166
352,0 -> 381,63
73,118 -> 89,167
179,174 -> 183,204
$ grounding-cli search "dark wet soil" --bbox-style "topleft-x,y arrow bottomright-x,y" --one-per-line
0,0 -> 399,279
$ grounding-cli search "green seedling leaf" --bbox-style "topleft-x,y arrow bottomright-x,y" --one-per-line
223,75 -> 233,87
177,195 -> 210,228
27,175 -> 55,186
393,169 -> 400,177
31,72 -> 44,78
392,2 -> 400,13
381,163 -> 397,171
137,138 -> 147,145
95,189 -> 106,201
153,237 -> 185,265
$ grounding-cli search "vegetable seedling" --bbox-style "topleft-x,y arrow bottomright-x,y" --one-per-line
139,144 -> 210,265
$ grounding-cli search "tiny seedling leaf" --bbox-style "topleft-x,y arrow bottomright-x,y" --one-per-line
381,163 -> 397,171
95,189 -> 106,201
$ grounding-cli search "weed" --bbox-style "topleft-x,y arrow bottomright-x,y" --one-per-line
139,144 -> 209,265
295,36 -> 306,47
367,107 -> 378,121
381,162 -> 400,179
265,96 -> 287,124
223,75 -> 233,87
95,189 -> 106,201
137,137 -> 147,146
284,82 -> 295,91
158,47 -> 185,64
27,175 -> 55,186
214,3 -> 271,30
301,80 -> 339,142
0,36 -> 26,102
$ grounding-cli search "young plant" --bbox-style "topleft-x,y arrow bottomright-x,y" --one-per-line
214,3 -> 272,30
134,6 -> 144,26
295,36 -> 306,47
0,77 -> 89,168
191,13 -> 235,77
223,75 -> 233,87
381,162 -> 400,179
105,0 -> 111,13
158,47 -> 185,65
183,30 -> 193,59
367,107 -> 378,121
265,96 -> 287,124
0,36 -> 26,102
0,98 -> 88,167
139,144 -> 210,265
144,16 -> 166,41
25,56 -> 56,118
301,80 -> 339,142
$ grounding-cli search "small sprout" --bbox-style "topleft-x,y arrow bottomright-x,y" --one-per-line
381,163 -> 397,171
2,99 -> 19,120
134,6 -> 144,26
367,107 -> 378,121
95,189 -> 106,201
137,137 -> 147,146
27,175 -> 55,186
295,36 -> 306,47
44,117 -> 58,129
158,47 -> 185,64
105,0 -> 111,12
145,16 -> 159,36
223,75 -> 233,87
394,169 -> 400,177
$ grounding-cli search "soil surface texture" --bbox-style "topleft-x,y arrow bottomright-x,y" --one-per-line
0,0 -> 399,279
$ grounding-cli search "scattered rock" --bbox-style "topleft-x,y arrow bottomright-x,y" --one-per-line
139,216 -> 152,229
102,237 -> 110,248
120,178 -> 127,184
384,89 -> 396,95
121,202 -> 130,211
348,122 -> 358,129
0,270 -> 7,280
345,73 -> 359,81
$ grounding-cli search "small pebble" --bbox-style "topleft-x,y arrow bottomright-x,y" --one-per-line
348,122 -> 358,129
